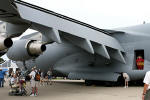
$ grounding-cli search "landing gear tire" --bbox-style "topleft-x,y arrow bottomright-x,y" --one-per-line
117,76 -> 124,86
85,80 -> 93,86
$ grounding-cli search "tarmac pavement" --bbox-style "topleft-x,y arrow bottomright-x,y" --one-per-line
0,80 -> 143,100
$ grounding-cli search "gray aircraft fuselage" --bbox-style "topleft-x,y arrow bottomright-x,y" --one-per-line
14,25 -> 150,82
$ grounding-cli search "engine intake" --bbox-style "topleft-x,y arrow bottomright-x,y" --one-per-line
0,36 -> 13,51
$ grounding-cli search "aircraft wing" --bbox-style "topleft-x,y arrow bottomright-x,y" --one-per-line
0,0 -> 126,63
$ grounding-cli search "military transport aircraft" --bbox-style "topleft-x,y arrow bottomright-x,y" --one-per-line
0,0 -> 150,85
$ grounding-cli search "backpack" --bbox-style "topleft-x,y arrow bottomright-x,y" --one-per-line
34,73 -> 40,81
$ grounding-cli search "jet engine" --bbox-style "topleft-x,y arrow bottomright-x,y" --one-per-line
0,36 -> 13,51
7,39 -> 46,61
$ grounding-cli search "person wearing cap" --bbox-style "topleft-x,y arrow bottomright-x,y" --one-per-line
0,69 -> 6,87
29,67 -> 38,96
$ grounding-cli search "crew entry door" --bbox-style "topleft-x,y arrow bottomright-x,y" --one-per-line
134,50 -> 144,70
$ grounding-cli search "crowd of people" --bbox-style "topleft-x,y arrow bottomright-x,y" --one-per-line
0,66 -> 53,97
26,67 -> 53,96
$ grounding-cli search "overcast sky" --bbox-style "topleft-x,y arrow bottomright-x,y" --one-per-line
23,0 -> 150,29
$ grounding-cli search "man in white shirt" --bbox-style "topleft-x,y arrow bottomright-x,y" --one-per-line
143,71 -> 150,100
29,67 -> 38,96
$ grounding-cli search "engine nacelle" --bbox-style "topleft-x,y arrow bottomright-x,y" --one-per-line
0,36 -> 13,51
7,39 -> 46,61
27,40 -> 46,56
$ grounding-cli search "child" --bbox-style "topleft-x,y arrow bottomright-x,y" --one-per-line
10,74 -> 17,88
